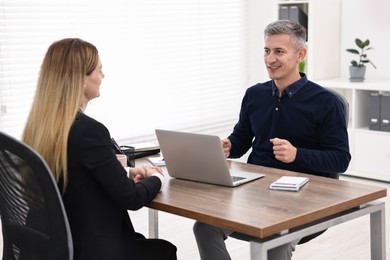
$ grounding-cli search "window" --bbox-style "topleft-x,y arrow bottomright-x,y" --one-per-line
0,0 -> 249,143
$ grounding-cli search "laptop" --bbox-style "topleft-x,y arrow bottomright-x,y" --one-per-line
155,129 -> 265,187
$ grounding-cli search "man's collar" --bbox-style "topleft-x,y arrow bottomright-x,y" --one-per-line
272,73 -> 308,97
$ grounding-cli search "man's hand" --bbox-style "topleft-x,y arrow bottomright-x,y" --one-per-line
270,138 -> 297,163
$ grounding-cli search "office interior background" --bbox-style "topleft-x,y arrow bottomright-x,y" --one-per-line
1,0 -> 389,143
0,0 -> 389,259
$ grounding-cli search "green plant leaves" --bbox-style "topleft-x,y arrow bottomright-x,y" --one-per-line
346,38 -> 376,68
346,49 -> 359,54
355,38 -> 370,48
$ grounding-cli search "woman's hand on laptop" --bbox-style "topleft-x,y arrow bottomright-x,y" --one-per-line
221,138 -> 231,158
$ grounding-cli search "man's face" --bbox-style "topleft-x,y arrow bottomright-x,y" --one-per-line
264,33 -> 304,83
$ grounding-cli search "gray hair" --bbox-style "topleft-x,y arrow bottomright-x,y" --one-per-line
264,20 -> 307,49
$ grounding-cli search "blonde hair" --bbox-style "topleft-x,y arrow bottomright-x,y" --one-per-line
22,38 -> 99,189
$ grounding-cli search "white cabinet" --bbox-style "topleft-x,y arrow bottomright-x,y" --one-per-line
316,78 -> 390,182
354,131 -> 390,181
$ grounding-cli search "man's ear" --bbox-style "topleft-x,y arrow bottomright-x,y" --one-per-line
297,48 -> 307,63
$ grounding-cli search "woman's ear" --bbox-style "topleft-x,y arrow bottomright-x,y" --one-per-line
83,76 -> 87,88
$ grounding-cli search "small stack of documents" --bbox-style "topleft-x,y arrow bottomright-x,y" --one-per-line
270,176 -> 309,192
148,156 -> 165,166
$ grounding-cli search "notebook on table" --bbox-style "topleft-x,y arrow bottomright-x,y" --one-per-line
155,129 -> 265,187
270,176 -> 309,191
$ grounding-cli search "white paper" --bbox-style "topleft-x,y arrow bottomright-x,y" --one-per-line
148,156 -> 166,166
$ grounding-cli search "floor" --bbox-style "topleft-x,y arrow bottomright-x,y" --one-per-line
0,175 -> 388,259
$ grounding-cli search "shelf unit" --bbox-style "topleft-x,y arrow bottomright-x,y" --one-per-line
317,78 -> 390,182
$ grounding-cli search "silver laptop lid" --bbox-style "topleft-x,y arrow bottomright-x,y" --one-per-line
155,129 -> 263,187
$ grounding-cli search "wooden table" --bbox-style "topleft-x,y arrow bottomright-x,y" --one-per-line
141,158 -> 387,259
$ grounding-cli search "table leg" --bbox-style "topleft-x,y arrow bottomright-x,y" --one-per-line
248,202 -> 386,260
370,203 -> 386,260
250,241 -> 267,260
148,208 -> 159,238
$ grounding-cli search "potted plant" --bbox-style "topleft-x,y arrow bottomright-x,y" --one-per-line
346,38 -> 376,82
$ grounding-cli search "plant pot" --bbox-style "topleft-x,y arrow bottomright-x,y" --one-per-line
349,66 -> 366,82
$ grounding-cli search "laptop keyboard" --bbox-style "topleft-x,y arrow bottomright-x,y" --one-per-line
232,176 -> 246,182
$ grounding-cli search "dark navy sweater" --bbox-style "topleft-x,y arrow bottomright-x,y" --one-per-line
228,74 -> 351,178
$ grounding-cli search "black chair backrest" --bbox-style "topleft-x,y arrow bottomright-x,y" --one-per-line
0,131 -> 73,260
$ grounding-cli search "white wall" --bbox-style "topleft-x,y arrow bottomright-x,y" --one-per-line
246,0 -> 275,86
340,0 -> 390,80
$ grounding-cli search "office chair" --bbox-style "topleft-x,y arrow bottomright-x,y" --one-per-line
230,89 -> 350,245
327,87 -> 349,128
0,131 -> 73,260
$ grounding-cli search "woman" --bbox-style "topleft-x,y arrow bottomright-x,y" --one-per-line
22,38 -> 177,260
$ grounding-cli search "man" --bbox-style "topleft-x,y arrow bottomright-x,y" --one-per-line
193,20 -> 351,260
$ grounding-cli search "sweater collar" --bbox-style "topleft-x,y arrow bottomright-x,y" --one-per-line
271,73 -> 308,97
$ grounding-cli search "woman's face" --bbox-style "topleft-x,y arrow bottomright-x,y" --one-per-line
84,57 -> 105,102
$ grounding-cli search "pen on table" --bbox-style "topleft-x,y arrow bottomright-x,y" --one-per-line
111,138 -> 133,167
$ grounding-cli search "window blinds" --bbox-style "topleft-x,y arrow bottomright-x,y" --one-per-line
0,0 -> 248,142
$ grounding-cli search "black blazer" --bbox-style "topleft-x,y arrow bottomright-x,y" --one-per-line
63,113 -> 161,260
